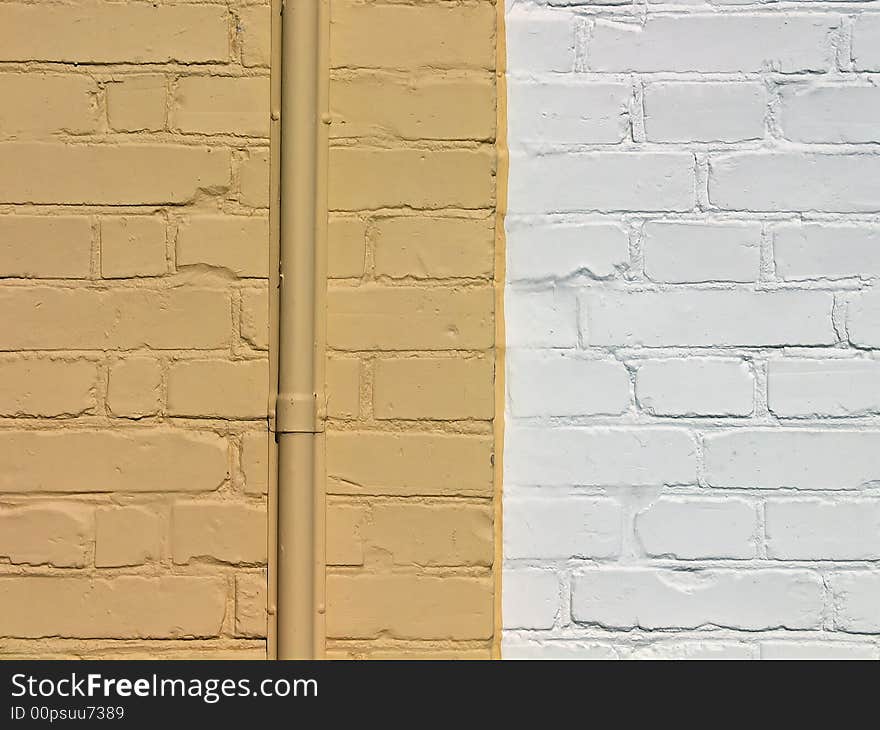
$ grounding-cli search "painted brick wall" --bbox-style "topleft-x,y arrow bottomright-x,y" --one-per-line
0,1 -> 272,659
504,0 -> 880,658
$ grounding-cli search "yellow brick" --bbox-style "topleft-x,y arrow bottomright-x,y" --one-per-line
241,286 -> 270,350
0,216 -> 92,279
327,285 -> 493,350
235,572 -> 268,637
239,147 -> 270,208
327,431 -> 493,496
0,504 -> 92,567
107,358 -> 162,418
0,73 -> 99,135
101,216 -> 167,278
329,147 -> 495,211
0,143 -> 231,205
167,359 -> 269,418
107,75 -> 167,132
0,3 -> 230,64
95,506 -> 162,567
240,5 -> 271,68
176,215 -> 269,278
0,429 -> 228,493
0,577 -> 226,639
0,358 -> 96,417
374,217 -> 494,279
173,76 -> 270,136
326,645 -> 491,660
172,501 -> 267,565
326,574 -> 493,640
0,287 -> 231,350
326,357 -> 360,418
374,357 -> 494,420
331,74 -> 495,141
327,501 -> 368,565
328,217 -> 366,278
241,432 -> 269,495
330,3 -> 495,70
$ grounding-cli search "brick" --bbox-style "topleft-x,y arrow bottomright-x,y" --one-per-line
768,360 -> 880,417
587,15 -> 836,72
0,577 -> 226,639
239,147 -> 270,207
328,218 -> 367,278
761,642 -> 876,660
107,76 -> 167,133
0,504 -> 91,567
101,216 -> 167,278
373,357 -> 493,420
167,360 -> 268,419
774,224 -> 880,281
330,3 -> 495,70
506,222 -> 628,282
780,84 -> 880,143
704,430 -> 880,490
0,143 -> 230,205
572,568 -> 823,630
643,221 -> 761,283
239,5 -> 271,68
241,432 -> 269,495
0,3 -> 230,63
503,569 -> 559,630
848,288 -> 880,348
766,499 -> 880,560
172,501 -> 267,565
331,75 -> 494,141
628,642 -> 753,660
508,352 -> 630,417
709,153 -> 880,212
503,640 -> 618,660
327,645 -> 491,660
504,497 -> 621,559
636,358 -> 755,417
644,82 -> 765,142
0,429 -> 228,494
241,286 -> 269,350
0,73 -> 99,135
235,572 -> 267,637
176,215 -> 269,277
327,286 -> 493,351
0,358 -> 96,417
326,431 -> 492,496
373,217 -> 494,280
505,427 -> 696,487
636,497 -> 757,559
508,151 -> 694,213
832,572 -> 880,633
0,288 -> 230,350
509,80 -> 630,144
326,574 -> 493,640
505,289 -> 578,348
172,76 -> 270,136
326,357 -> 360,419
95,506 -> 161,567
853,15 -> 880,71
329,147 -> 495,211
506,7 -> 575,73
107,357 -> 162,418
0,216 -> 92,279
326,502 -> 368,565
582,290 -> 835,347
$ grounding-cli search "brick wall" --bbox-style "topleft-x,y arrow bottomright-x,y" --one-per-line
504,1 -> 880,658
0,1 -> 272,659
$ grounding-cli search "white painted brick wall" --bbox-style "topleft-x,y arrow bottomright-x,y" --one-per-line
504,0 -> 880,659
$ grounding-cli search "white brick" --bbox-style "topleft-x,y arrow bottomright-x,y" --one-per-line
761,642 -> 876,660
505,427 -> 696,487
636,358 -> 755,417
848,288 -> 880,348
766,499 -> 880,560
506,8 -> 575,73
508,352 -> 630,417
710,153 -> 880,212
502,569 -> 559,630
833,572 -> 880,633
505,289 -> 578,348
571,568 -> 823,630
780,84 -> 880,143
636,497 -> 757,559
587,15 -> 837,73
644,82 -> 765,142
853,15 -> 880,71
504,496 -> 621,559
768,360 -> 880,418
506,222 -> 628,282
503,640 -> 618,660
704,430 -> 880,490
582,290 -> 835,347
643,221 -> 761,283
509,80 -> 630,144
628,642 -> 753,660
774,224 -> 880,281
508,151 -> 694,214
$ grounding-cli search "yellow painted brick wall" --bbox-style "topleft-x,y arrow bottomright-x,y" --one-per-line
0,0 -> 272,659
324,0 -> 498,659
